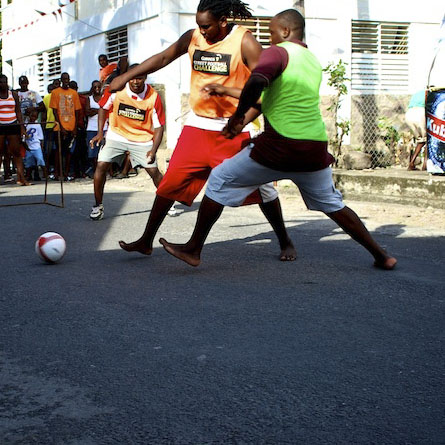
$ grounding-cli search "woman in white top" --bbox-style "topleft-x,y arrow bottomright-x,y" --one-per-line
85,80 -> 108,173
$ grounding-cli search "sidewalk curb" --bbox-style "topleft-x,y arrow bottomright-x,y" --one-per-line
277,169 -> 445,210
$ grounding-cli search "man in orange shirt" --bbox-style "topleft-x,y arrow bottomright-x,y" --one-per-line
98,54 -> 118,84
50,72 -> 82,180
111,0 -> 295,262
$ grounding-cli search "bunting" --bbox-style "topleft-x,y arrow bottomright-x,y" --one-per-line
0,0 -> 76,38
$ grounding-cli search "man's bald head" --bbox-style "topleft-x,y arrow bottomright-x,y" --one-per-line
275,9 -> 305,40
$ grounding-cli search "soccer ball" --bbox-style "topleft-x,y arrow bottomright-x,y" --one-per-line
35,232 -> 66,264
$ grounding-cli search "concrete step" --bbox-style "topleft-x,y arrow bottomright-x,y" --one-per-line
277,168 -> 445,210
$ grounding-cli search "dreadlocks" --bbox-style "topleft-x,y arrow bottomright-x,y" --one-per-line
197,0 -> 253,20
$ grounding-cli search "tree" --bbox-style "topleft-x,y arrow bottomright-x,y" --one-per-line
323,59 -> 351,166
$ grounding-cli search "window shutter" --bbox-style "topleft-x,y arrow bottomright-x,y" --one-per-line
106,26 -> 128,62
351,20 -> 409,93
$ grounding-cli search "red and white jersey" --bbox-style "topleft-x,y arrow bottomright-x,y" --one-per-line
99,83 -> 165,145
0,90 -> 17,124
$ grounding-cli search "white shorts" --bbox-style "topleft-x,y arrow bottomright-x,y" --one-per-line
97,139 -> 157,168
206,145 -> 345,214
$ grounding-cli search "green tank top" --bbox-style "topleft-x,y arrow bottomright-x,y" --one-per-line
261,41 -> 327,141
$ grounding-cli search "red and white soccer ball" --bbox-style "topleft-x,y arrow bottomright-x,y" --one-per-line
35,232 -> 66,264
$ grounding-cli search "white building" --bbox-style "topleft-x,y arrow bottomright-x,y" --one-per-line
1,0 -> 444,153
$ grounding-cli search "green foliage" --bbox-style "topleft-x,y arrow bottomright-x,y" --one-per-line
378,117 -> 400,150
323,59 -> 351,166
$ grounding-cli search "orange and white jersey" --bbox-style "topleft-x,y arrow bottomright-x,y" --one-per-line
188,25 -> 251,123
99,83 -> 165,145
0,90 -> 17,125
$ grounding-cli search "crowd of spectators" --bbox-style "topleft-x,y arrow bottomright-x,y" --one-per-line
1,54 -> 136,184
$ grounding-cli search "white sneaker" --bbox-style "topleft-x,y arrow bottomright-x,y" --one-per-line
167,203 -> 177,217
90,204 -> 104,220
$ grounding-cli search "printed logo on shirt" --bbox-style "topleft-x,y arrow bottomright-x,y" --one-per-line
26,127 -> 37,141
192,50 -> 231,76
118,103 -> 146,121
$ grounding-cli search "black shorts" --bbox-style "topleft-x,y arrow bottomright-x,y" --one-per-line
0,121 -> 21,136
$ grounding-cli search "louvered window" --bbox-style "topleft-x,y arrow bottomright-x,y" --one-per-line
230,17 -> 272,48
37,53 -> 45,96
351,20 -> 409,93
47,48 -> 61,82
240,17 -> 272,48
106,26 -> 128,62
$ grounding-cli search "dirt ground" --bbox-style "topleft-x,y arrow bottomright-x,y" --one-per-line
2,171 -> 444,233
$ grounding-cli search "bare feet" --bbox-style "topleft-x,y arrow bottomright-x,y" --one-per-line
280,239 -> 297,261
374,256 -> 397,270
118,240 -> 153,255
407,164 -> 417,171
17,180 -> 31,186
159,238 -> 200,267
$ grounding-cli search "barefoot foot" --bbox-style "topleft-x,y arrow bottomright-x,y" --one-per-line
374,256 -> 397,270
280,243 -> 297,261
118,240 -> 153,255
159,238 -> 200,267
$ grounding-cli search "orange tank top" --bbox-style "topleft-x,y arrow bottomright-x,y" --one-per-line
0,90 -> 17,124
109,86 -> 158,143
188,25 -> 251,118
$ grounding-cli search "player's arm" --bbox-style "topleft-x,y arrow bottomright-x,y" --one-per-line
222,74 -> 267,139
90,89 -> 112,147
90,108 -> 107,148
146,95 -> 165,164
147,125 -> 164,164
109,30 -> 194,92
241,31 -> 263,71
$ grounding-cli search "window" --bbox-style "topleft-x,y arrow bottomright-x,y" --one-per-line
47,47 -> 61,82
37,53 -> 45,95
231,17 -> 272,48
35,48 -> 61,96
106,26 -> 128,62
351,20 -> 409,93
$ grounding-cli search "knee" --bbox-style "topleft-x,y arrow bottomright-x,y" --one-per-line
95,162 -> 109,175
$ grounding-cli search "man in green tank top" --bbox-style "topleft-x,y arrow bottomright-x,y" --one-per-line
159,9 -> 397,271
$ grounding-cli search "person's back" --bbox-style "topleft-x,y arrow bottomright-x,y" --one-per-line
408,90 -> 426,109
262,41 -> 326,141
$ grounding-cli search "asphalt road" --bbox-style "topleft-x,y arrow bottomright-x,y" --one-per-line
1,179 -> 444,444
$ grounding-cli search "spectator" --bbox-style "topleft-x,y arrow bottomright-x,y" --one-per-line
69,80 -> 88,179
0,74 -> 28,185
42,83 -> 57,175
85,80 -> 108,177
50,72 -> 82,180
17,75 -> 45,123
98,54 -> 118,84
406,90 -> 427,170
24,109 -> 47,181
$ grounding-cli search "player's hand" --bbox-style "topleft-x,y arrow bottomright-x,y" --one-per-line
146,149 -> 156,164
201,84 -> 226,97
108,74 -> 127,93
90,134 -> 103,149
222,114 -> 245,139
